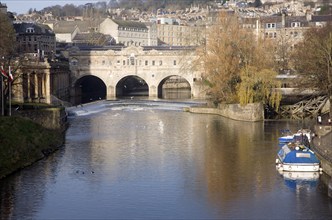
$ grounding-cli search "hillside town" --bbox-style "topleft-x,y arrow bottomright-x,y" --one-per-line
3,0 -> 332,48
1,1 -> 332,218
0,0 -> 330,108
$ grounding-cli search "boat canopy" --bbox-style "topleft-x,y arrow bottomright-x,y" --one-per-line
278,145 -> 320,164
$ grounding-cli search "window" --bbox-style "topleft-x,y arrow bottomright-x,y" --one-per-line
130,56 -> 135,65
159,60 -> 163,66
266,23 -> 276,29
173,60 -> 177,65
26,27 -> 35,33
152,61 -> 155,66
145,60 -> 148,66
291,22 -> 300,27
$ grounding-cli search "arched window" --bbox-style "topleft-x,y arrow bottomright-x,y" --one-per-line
129,54 -> 135,65
71,58 -> 78,66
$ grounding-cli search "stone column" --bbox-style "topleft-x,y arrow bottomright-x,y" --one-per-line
34,73 -> 38,101
44,71 -> 51,104
107,85 -> 116,99
26,73 -> 31,102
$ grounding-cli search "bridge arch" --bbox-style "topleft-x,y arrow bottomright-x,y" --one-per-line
68,46 -> 206,102
158,75 -> 191,99
116,75 -> 149,97
73,75 -> 106,104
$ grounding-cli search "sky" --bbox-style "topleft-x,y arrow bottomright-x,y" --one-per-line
1,0 -> 100,14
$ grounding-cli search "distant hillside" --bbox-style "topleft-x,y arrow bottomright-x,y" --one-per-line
35,0 -> 216,17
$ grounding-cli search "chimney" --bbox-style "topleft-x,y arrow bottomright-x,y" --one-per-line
282,13 -> 285,28
306,10 -> 312,21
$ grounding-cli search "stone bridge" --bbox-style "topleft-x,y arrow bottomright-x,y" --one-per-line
68,45 -> 205,104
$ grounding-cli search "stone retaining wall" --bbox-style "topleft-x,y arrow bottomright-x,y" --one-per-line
186,102 -> 264,122
312,126 -> 332,177
14,108 -> 68,131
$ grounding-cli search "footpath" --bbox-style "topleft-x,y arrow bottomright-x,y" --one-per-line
311,114 -> 332,176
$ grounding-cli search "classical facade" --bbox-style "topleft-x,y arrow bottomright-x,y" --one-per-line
12,56 -> 71,105
68,45 -> 204,104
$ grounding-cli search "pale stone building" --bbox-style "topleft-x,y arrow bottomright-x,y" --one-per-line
99,18 -> 158,46
12,57 -> 71,105
157,23 -> 206,46
45,19 -> 104,44
68,45 -> 204,103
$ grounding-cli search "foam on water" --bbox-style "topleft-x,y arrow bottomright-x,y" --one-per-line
67,99 -> 206,117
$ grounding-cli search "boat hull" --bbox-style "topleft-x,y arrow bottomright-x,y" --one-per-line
276,161 -> 320,172
278,171 -> 320,181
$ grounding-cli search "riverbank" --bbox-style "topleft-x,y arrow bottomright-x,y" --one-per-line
186,104 -> 332,177
0,108 -> 67,179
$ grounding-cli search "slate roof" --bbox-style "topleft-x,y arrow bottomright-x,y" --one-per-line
75,45 -> 195,51
53,19 -> 104,33
112,19 -> 148,30
13,22 -> 55,35
311,15 -> 332,22
73,32 -> 109,41
260,16 -> 282,23
284,16 -> 309,27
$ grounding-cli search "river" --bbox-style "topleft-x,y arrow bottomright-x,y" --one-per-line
0,100 -> 331,219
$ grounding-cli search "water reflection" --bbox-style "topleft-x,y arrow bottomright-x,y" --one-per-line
0,152 -> 62,219
277,171 -> 320,191
0,103 -> 331,219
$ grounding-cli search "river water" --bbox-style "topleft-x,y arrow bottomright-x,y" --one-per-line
0,100 -> 331,219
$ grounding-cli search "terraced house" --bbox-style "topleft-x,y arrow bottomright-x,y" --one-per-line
14,22 -> 56,58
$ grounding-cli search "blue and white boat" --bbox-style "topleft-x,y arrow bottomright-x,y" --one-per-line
278,129 -> 294,146
278,129 -> 312,147
276,143 -> 321,172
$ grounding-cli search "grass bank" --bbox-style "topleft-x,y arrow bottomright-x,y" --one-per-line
0,116 -> 65,179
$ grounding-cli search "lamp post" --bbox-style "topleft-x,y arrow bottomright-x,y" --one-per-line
8,66 -> 11,116
1,56 -> 4,116
1,74 -> 3,116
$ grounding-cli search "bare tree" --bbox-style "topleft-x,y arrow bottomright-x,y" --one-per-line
292,24 -> 332,118
275,29 -> 294,74
193,12 -> 281,109
0,12 -> 21,115
0,13 -> 15,59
